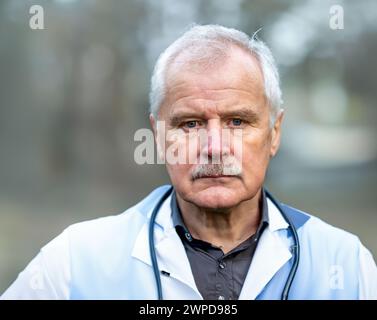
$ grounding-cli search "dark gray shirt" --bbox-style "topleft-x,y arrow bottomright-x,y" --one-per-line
171,190 -> 269,300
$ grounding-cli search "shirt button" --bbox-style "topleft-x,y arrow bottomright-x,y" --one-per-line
219,262 -> 226,269
218,295 -> 225,300
185,233 -> 192,241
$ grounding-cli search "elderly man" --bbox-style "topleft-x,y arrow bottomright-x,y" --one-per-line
2,24 -> 377,300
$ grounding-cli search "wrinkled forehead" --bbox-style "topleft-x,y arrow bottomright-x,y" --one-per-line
161,46 -> 266,115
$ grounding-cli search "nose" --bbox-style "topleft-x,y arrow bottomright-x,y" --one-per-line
200,120 -> 230,163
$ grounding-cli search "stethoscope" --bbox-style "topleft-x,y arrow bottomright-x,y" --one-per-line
149,185 -> 300,300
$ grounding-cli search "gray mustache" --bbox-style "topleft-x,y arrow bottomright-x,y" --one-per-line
191,163 -> 242,180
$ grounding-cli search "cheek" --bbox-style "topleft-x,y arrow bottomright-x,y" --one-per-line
166,163 -> 192,185
163,130 -> 200,164
241,133 -> 271,175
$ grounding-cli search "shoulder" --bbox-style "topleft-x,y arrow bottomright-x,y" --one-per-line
63,184 -> 171,245
281,203 -> 361,251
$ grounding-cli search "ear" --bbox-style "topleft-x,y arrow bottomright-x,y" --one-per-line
270,109 -> 284,158
150,113 -> 165,161
149,113 -> 160,149
149,113 -> 157,137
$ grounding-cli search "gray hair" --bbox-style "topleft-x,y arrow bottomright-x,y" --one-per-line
149,24 -> 283,126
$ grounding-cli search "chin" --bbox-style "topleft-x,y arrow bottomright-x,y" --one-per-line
188,183 -> 245,210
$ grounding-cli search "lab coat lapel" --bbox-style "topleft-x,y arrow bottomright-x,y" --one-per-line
238,198 -> 292,300
155,228 -> 200,295
131,192 -> 200,297
238,227 -> 292,299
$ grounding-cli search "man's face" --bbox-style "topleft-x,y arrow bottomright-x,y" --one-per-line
151,47 -> 283,210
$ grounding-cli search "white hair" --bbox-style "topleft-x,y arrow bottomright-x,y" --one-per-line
149,24 -> 283,126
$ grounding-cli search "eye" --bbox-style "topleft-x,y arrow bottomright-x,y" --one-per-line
184,120 -> 200,128
231,118 -> 243,126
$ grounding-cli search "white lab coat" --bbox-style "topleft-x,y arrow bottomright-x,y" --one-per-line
2,185 -> 377,299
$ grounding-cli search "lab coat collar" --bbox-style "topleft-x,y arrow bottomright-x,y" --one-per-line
266,197 -> 290,232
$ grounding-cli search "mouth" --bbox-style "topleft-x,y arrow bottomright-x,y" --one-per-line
196,174 -> 238,179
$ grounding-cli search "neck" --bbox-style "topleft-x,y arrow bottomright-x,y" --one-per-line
176,189 -> 263,254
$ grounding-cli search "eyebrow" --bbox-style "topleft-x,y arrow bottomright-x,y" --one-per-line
221,109 -> 260,122
169,112 -> 205,127
168,108 -> 260,126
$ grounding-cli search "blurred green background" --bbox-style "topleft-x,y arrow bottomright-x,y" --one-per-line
1,0 -> 376,293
